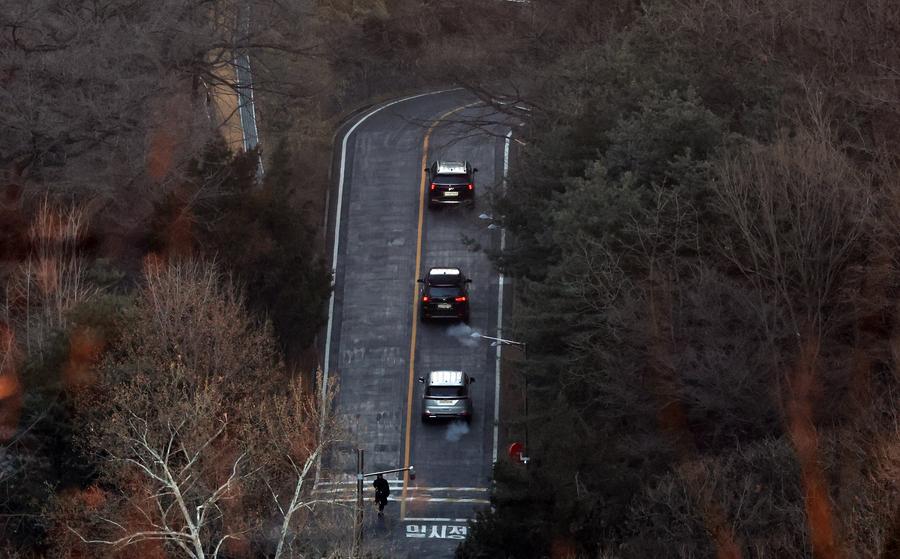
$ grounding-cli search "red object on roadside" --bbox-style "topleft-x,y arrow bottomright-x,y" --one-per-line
508,442 -> 525,463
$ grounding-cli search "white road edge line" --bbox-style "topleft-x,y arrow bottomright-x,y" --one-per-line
492,130 -> 512,464
321,89 -> 460,424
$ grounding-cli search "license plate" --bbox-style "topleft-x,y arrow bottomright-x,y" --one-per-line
443,191 -> 459,197
437,303 -> 452,309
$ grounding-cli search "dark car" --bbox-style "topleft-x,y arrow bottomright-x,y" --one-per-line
418,267 -> 471,322
426,160 -> 477,208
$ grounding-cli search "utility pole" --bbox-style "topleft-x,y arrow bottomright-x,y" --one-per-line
351,448 -> 415,559
353,449 -> 364,558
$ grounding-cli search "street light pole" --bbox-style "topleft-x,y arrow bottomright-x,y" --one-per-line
351,450 -> 415,558
472,332 -> 530,463
353,449 -> 364,558
473,333 -> 527,356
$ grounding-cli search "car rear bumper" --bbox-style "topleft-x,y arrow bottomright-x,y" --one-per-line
422,410 -> 471,420
429,192 -> 474,205
421,305 -> 468,320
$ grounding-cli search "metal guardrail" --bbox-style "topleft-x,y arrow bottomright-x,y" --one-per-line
235,4 -> 264,178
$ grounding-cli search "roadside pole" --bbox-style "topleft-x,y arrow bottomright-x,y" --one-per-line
353,449 -> 364,558
474,333 -> 529,464
351,450 -> 416,558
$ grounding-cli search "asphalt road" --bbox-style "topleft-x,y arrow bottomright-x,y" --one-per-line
321,89 -> 512,557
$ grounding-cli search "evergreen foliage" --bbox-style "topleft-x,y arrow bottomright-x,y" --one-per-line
144,139 -> 331,356
463,4 -> 900,557
195,140 -> 332,357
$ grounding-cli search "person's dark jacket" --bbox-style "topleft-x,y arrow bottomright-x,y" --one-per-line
373,477 -> 390,499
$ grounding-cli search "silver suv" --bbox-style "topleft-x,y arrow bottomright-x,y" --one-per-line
418,370 -> 475,422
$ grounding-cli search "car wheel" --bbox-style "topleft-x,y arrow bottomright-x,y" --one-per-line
421,414 -> 429,423
420,312 -> 427,323
462,312 -> 470,324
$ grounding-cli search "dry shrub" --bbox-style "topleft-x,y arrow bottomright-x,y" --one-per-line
623,437 -> 809,558
823,397 -> 900,558
2,197 -> 95,357
120,257 -> 281,389
0,323 -> 22,443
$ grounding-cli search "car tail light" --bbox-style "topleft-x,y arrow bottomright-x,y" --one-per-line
422,296 -> 429,302
454,296 -> 467,302
467,183 -> 473,191
430,183 -> 436,191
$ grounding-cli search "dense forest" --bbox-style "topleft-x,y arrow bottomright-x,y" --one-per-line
1,1 -> 344,556
2,0 -> 899,557
459,1 -> 900,558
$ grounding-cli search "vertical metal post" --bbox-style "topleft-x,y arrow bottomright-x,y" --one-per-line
353,448 -> 364,557
522,344 -> 530,466
523,372 -> 529,465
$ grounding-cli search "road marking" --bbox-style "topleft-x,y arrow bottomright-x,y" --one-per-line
405,497 -> 490,504
314,479 -> 405,487
404,517 -> 472,523
492,130 -> 512,464
326,497 -> 490,504
400,102 -> 479,519
405,523 -> 469,539
408,487 -> 488,492
314,486 -> 487,494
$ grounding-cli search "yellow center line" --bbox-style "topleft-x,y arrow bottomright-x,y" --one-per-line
400,103 -> 477,519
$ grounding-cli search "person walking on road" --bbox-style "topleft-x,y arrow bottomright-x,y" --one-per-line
373,474 -> 390,516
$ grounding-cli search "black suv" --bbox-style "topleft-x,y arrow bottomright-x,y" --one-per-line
418,267 -> 471,322
426,160 -> 477,208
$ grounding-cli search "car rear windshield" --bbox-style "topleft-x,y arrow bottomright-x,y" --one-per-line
433,175 -> 469,185
426,286 -> 461,298
426,386 -> 466,398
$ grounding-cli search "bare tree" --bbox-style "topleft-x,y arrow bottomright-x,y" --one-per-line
69,405 -> 252,558
1,0 -> 322,198
69,373 -> 340,559
714,119 -> 882,559
258,373 -> 340,559
58,260 -> 344,558
714,125 -> 873,338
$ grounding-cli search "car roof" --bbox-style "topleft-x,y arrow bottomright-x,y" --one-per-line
426,268 -> 464,285
435,161 -> 468,175
428,370 -> 465,386
428,267 -> 461,277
